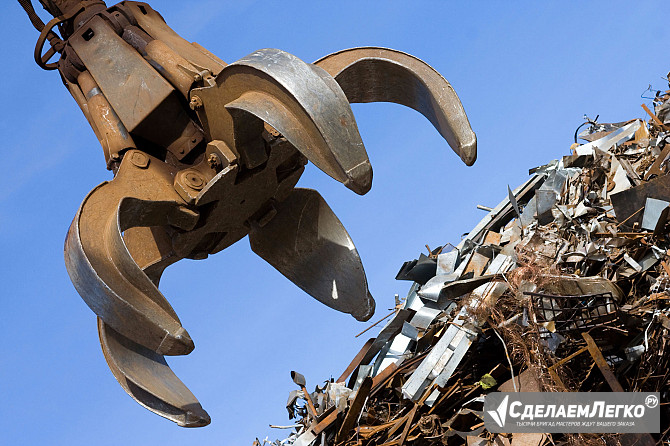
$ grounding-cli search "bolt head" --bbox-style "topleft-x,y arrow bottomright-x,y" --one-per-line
189,95 -> 203,110
183,171 -> 204,190
207,153 -> 221,170
129,151 -> 149,168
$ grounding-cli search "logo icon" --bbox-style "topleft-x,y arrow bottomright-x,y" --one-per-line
645,395 -> 659,409
487,395 -> 509,428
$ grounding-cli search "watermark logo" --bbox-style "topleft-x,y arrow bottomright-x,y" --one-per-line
483,392 -> 660,433
487,395 -> 508,428
645,394 -> 659,409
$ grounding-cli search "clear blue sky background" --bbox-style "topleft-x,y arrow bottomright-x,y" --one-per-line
1,1 -> 668,444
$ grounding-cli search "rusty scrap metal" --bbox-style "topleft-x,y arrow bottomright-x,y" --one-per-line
20,0 -> 477,427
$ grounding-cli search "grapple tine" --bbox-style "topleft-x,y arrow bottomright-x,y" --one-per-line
249,188 -> 375,321
64,150 -> 199,356
122,226 -> 180,287
192,48 -> 373,195
98,319 -> 210,427
314,47 -> 477,166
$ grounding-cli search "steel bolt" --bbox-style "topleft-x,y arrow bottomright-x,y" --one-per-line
207,153 -> 221,170
129,151 -> 149,168
189,95 -> 203,110
266,124 -> 281,137
183,171 -> 204,190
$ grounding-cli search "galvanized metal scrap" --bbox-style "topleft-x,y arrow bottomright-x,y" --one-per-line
21,0 -> 477,427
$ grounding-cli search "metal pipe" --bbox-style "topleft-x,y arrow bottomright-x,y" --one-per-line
77,70 -> 136,168
66,79 -> 104,148
145,39 -> 198,97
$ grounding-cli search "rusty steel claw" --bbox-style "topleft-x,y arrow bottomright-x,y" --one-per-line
99,319 -> 210,427
65,150 -> 199,356
23,0 -> 477,426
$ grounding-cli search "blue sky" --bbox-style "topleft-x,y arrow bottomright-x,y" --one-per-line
1,1 -> 668,444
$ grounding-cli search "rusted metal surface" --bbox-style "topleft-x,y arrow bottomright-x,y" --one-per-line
582,333 -> 657,446
65,150 -> 198,355
99,319 -> 210,427
69,15 -> 174,133
144,39 -> 197,97
336,338 -> 375,383
124,1 -> 226,76
20,0 -> 477,427
291,372 -> 318,420
77,70 -> 135,165
612,174 -> 670,229
335,376 -> 372,444
582,332 -> 625,393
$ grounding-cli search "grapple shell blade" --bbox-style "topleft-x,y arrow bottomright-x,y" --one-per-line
249,188 -> 375,321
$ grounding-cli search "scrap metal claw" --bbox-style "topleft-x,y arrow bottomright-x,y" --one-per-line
21,0 -> 477,426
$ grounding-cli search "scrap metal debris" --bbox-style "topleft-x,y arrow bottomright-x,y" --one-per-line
260,77 -> 670,445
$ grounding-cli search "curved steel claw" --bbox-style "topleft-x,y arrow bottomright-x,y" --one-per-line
192,48 -> 373,195
64,150 -> 199,356
99,319 -> 211,427
249,188 -> 375,322
314,47 -> 477,166
184,48 -> 380,321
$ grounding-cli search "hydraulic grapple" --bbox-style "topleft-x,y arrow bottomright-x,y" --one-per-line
19,0 -> 477,427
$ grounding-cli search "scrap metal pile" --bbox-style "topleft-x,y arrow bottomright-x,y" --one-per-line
259,80 -> 670,446
17,0 -> 670,442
